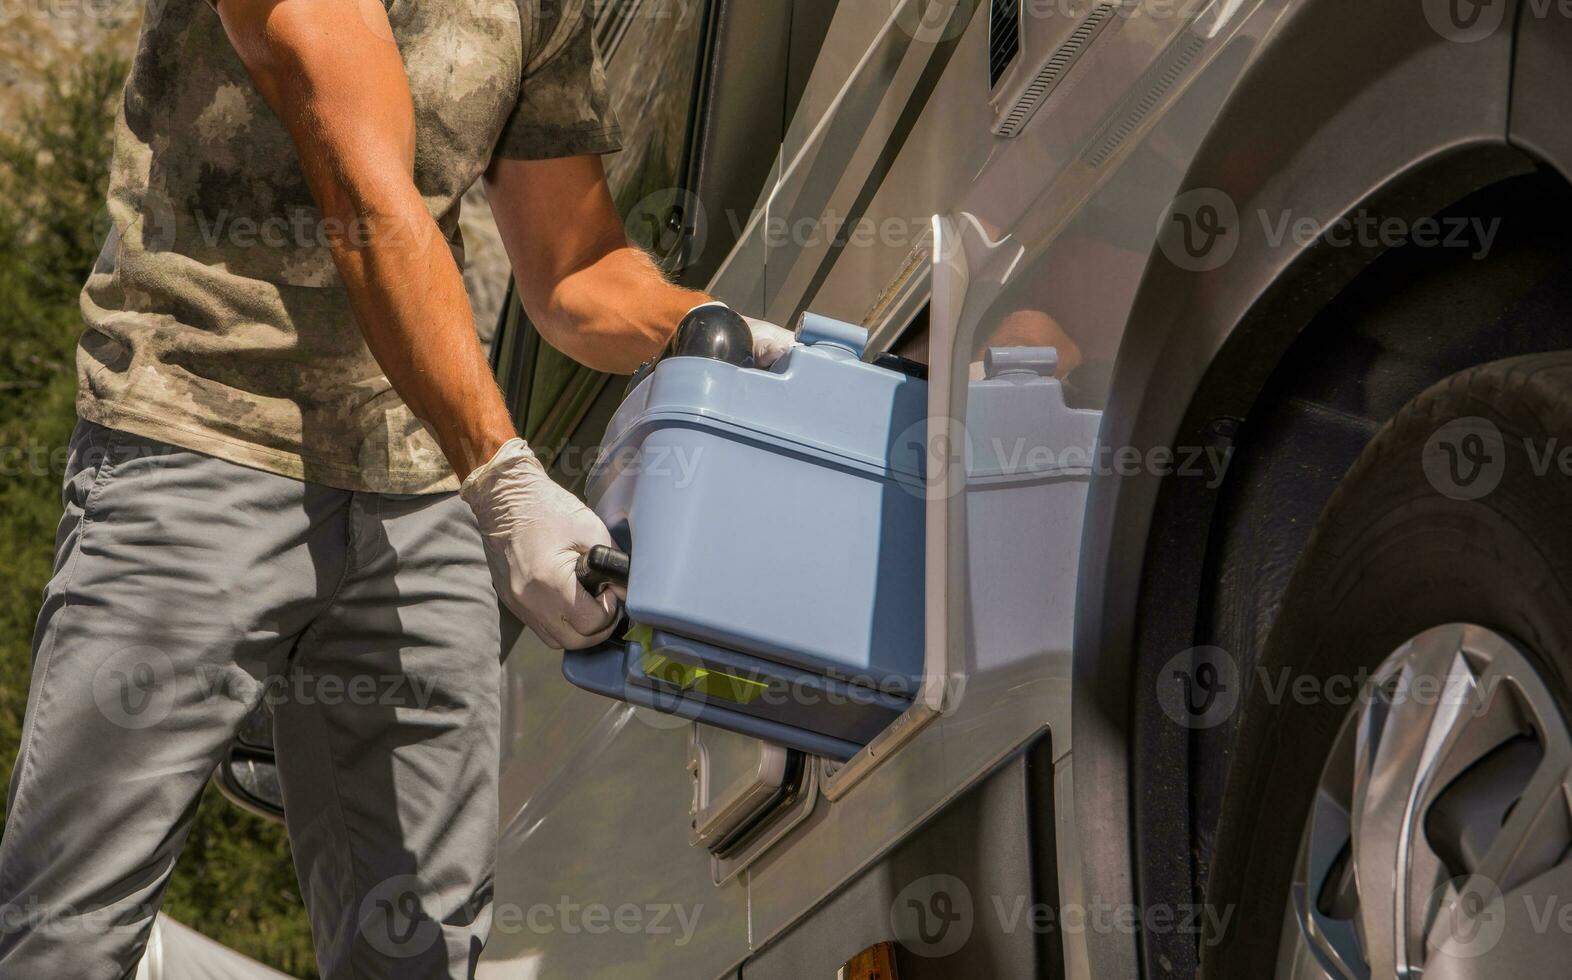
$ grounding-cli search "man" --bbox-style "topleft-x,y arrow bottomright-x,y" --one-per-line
0,0 -> 791,976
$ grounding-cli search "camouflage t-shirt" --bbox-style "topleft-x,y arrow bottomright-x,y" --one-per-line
77,0 -> 620,493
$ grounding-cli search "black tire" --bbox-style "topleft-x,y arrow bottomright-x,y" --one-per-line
1201,352 -> 1572,978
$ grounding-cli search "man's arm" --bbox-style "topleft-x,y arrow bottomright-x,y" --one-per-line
216,0 -> 512,479
485,155 -> 796,373
217,0 -> 621,649
484,154 -> 698,373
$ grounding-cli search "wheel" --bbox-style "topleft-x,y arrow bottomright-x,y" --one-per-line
1203,353 -> 1572,979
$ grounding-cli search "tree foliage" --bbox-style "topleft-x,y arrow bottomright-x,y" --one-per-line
0,48 -> 319,979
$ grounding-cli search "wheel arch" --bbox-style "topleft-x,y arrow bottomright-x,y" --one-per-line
1063,0 -> 1562,977
1509,0 -> 1572,186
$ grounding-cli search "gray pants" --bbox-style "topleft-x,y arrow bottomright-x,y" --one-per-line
0,421 -> 511,979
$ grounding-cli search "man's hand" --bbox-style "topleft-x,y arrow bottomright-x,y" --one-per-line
743,316 -> 796,367
216,0 -> 514,479
460,439 -> 620,649
682,301 -> 795,368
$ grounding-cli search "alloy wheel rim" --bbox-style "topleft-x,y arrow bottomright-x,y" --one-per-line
1279,623 -> 1572,980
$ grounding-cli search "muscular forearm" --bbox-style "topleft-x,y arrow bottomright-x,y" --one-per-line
528,246 -> 706,374
486,155 -> 708,375
327,196 -> 516,477
220,0 -> 513,479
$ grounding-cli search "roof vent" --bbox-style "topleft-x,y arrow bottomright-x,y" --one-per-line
1082,29 -> 1205,166
989,0 -> 1022,88
992,1 -> 1119,138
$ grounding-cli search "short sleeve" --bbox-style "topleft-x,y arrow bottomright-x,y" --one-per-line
493,0 -> 623,161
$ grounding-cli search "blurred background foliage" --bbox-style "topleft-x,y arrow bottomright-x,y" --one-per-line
0,43 -> 320,978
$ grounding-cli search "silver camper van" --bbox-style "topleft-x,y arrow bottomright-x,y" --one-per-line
221,1 -> 1572,977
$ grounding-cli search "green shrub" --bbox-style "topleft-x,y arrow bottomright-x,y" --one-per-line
0,47 -> 318,979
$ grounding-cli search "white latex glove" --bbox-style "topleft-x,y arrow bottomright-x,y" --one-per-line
743,314 -> 797,368
460,438 -> 620,650
686,301 -> 796,368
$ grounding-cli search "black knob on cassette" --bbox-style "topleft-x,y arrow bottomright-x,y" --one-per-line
670,304 -> 754,367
